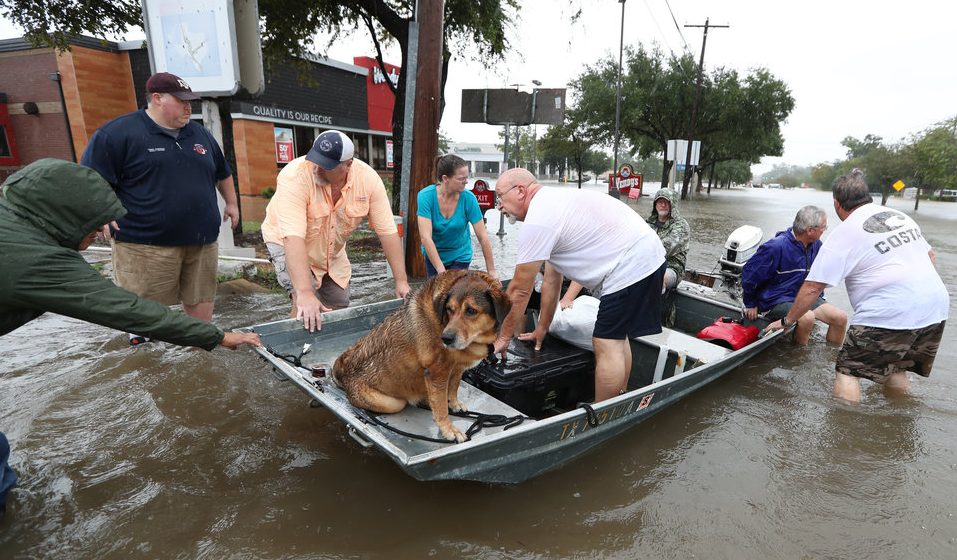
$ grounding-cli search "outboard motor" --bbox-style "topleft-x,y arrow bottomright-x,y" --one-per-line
717,225 -> 763,296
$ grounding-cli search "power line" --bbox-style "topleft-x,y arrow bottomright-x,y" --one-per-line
661,0 -> 690,53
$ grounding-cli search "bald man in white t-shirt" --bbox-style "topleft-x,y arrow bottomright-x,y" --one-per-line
493,168 -> 666,402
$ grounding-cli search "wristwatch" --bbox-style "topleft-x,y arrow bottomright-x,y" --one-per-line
781,316 -> 791,327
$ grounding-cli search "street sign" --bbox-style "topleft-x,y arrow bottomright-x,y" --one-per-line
893,179 -> 906,191
472,179 -> 495,213
142,0 -> 264,97
460,88 -> 566,125
666,139 -> 701,165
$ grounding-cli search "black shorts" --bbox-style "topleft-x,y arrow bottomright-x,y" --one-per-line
593,263 -> 666,340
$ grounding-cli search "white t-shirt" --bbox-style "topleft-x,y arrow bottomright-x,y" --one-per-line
806,203 -> 949,329
517,187 -> 665,295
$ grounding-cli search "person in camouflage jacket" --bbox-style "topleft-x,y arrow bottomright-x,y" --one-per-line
646,188 -> 690,291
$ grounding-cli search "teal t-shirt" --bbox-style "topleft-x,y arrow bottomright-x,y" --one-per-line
417,184 -> 483,265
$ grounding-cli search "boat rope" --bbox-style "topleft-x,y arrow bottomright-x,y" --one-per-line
265,345 -> 309,368
358,408 -> 529,444
579,403 -> 600,427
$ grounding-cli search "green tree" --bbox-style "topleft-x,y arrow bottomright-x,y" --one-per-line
809,162 -> 845,191
840,135 -> 910,204
906,119 -> 957,193
712,160 -> 751,188
438,129 -> 453,153
583,150 -> 611,182
571,45 -> 794,197
538,117 -> 594,188
841,134 -> 884,159
0,0 -> 520,212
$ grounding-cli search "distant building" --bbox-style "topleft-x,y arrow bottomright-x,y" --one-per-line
449,142 -> 503,177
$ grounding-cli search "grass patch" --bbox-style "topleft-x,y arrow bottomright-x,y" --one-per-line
242,220 -> 262,233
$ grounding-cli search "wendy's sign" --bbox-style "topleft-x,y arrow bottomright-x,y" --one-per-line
611,164 -> 642,197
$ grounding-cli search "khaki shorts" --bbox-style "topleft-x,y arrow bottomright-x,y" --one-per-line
265,242 -> 350,309
836,321 -> 945,383
112,241 -> 218,306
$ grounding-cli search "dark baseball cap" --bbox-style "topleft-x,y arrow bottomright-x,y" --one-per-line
146,72 -> 200,101
306,130 -> 355,170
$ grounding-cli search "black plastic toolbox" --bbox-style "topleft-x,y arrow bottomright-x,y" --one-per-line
464,335 -> 595,417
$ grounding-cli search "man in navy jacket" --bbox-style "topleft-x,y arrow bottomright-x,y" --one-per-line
742,206 -> 847,345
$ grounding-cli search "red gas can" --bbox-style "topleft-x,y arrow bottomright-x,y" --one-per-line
696,317 -> 759,351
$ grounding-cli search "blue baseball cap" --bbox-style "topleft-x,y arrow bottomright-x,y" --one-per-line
306,130 -> 355,170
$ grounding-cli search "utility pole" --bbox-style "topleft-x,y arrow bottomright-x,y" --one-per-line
611,0 -> 626,199
497,123 -> 510,236
403,0 -> 445,278
681,17 -> 729,200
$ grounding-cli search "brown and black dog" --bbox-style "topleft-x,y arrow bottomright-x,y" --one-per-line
333,270 -> 510,442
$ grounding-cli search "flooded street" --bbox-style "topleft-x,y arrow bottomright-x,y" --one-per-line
2,185 -> 956,559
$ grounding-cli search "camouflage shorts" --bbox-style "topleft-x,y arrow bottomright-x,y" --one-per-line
836,321 -> 946,383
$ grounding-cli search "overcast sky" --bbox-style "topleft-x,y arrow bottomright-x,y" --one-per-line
3,1 -> 955,174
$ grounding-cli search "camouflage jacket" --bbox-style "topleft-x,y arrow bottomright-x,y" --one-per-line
646,188 -> 690,278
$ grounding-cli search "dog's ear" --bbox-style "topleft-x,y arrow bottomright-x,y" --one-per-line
434,289 -> 451,325
484,282 -> 512,329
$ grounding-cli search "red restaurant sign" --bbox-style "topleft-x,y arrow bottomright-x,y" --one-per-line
611,164 -> 642,197
472,179 -> 495,213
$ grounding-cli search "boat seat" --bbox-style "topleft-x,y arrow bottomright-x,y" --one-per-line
638,327 -> 730,383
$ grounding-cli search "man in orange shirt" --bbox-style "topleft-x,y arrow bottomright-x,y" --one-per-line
262,130 -> 411,331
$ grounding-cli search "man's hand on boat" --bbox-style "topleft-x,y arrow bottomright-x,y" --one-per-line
220,331 -> 263,349
295,291 -> 333,332
744,307 -> 759,321
761,318 -> 792,338
517,328 -> 547,352
395,280 -> 411,300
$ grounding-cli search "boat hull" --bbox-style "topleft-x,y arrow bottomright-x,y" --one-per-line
243,283 -> 780,484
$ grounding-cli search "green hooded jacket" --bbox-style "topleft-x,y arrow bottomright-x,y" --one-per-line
645,187 -> 690,278
0,159 -> 224,349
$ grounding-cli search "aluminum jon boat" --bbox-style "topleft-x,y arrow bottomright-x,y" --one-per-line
242,254 -> 782,484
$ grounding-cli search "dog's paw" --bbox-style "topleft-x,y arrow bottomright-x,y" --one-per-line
440,424 -> 467,443
448,398 -> 468,413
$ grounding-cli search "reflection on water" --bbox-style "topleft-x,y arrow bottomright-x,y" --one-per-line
2,186 -> 956,558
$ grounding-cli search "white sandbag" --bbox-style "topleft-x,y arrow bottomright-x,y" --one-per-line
548,295 -> 600,351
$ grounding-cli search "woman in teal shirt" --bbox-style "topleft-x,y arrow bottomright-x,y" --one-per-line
417,154 -> 497,278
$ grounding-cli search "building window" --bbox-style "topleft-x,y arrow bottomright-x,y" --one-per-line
475,161 -> 499,175
294,126 -> 316,158
352,133 -> 369,162
370,135 -> 386,169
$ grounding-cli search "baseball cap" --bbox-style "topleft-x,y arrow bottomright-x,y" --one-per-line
145,72 -> 200,101
306,130 -> 355,170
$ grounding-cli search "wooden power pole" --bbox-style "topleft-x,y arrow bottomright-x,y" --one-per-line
681,18 -> 728,200
403,0 -> 445,278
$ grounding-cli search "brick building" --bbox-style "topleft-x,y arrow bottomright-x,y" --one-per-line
0,36 -> 399,221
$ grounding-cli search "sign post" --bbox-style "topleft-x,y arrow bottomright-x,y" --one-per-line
461,87 -> 566,236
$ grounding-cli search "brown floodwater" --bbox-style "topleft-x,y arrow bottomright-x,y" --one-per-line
2,185 -> 956,559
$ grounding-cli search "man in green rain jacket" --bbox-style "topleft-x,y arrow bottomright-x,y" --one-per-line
646,187 -> 691,292
0,158 -> 261,350
0,159 -> 262,517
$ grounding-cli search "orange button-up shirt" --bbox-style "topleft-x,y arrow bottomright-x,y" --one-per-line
262,157 -> 397,288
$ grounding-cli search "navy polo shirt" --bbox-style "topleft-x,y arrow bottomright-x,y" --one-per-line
81,109 -> 232,246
